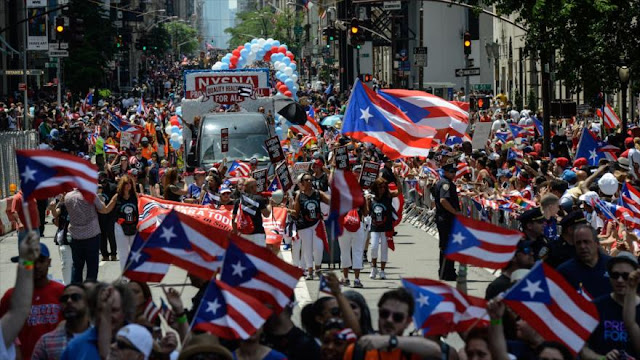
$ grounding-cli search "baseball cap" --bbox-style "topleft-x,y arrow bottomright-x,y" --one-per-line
219,185 -> 232,194
178,333 -> 233,360
116,324 -> 153,359
250,157 -> 258,164
11,242 -> 51,263
607,251 -> 639,272
555,157 -> 569,169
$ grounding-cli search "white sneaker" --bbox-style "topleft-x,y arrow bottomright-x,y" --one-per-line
369,268 -> 378,279
379,270 -> 386,280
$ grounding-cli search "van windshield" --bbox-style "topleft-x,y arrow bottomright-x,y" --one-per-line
199,114 -> 271,166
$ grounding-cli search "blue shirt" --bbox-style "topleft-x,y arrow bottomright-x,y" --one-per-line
544,217 -> 558,242
557,253 -> 612,299
60,326 -> 100,360
187,183 -> 202,199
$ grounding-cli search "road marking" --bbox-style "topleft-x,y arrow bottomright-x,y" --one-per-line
99,261 -> 106,267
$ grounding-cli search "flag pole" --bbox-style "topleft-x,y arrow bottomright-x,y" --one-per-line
21,200 -> 33,232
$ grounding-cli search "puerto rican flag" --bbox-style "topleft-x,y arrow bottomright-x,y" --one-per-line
402,278 -> 489,336
318,273 -> 333,295
142,298 -> 161,323
227,161 -> 252,177
342,80 -> 436,159
575,128 -> 617,166
267,177 -> 281,192
507,147 -> 524,166
108,111 -> 144,135
619,182 -> 640,214
422,165 -> 441,180
502,261 -> 599,355
299,134 -> 316,149
192,279 -> 272,340
395,159 -> 410,177
603,103 -> 621,129
494,130 -> 513,143
445,215 -> 524,269
16,149 -> 98,202
595,197 -> 640,229
509,123 -> 535,138
454,162 -> 471,181
81,92 -> 93,114
137,210 -> 227,280
104,144 -> 119,155
220,238 -> 303,312
327,169 -> 365,237
290,116 -> 322,138
379,89 -> 469,141
137,97 -> 146,115
124,234 -> 169,283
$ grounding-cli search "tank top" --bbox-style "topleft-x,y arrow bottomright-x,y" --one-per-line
370,195 -> 393,232
297,190 -> 322,230
164,185 -> 182,202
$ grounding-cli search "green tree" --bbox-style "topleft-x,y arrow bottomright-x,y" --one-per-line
226,7 -> 304,52
63,0 -> 117,92
164,21 -> 200,55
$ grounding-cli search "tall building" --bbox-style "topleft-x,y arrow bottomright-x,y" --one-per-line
201,0 -> 235,49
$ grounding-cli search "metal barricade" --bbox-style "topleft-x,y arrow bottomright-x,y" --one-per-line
0,131 -> 39,199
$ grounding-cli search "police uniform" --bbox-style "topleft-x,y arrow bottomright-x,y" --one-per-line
545,212 -> 586,268
518,208 -> 550,261
434,162 -> 460,281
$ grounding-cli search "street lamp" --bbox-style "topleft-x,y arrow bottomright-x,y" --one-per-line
145,16 -> 179,31
617,63 -> 630,133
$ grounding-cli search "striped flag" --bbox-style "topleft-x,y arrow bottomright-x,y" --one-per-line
142,298 -> 161,323
227,161 -> 252,177
603,103 -> 621,129
502,261 -> 599,355
454,162 -> 471,181
290,116 -> 322,137
124,234 -> 169,282
509,123 -> 535,138
104,144 -> 119,155
16,149 -> 98,202
327,169 -> 365,237
81,92 -> 93,114
402,278 -> 489,336
219,239 -> 302,312
318,273 -> 333,295
192,279 -> 272,340
445,215 -> 524,269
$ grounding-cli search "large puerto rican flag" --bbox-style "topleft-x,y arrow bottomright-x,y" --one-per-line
290,116 -> 322,137
502,261 -> 599,355
379,89 -> 469,141
327,169 -> 365,237
575,128 -> 617,166
342,80 -> 436,159
16,149 -> 98,202
444,215 -> 523,269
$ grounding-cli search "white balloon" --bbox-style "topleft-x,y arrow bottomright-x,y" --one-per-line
279,63 -> 287,71
291,74 -> 298,83
251,44 -> 260,52
258,38 -> 266,45
165,126 -> 172,135
171,133 -> 179,141
284,67 -> 293,76
178,135 -> 184,144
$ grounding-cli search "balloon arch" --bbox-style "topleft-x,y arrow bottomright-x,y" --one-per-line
211,38 -> 300,100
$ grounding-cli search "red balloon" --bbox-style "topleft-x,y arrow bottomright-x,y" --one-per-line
232,49 -> 240,57
264,52 -> 272,61
278,46 -> 287,54
276,81 -> 283,88
284,91 -> 292,97
229,63 -> 236,69
230,55 -> 239,64
170,119 -> 179,126
286,51 -> 294,60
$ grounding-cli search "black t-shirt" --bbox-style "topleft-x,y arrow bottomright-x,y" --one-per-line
380,166 -> 397,185
557,254 -> 612,299
132,156 -> 148,181
116,196 -> 138,235
588,294 -> 640,358
262,326 -> 320,360
370,195 -> 393,232
98,180 -> 117,217
165,185 -> 182,202
233,193 -> 267,234
297,191 -> 322,230
434,178 -> 459,222
485,274 -> 512,300
311,173 -> 329,192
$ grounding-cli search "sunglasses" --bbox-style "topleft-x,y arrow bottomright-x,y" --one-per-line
59,293 -> 83,303
379,309 -> 406,323
116,340 -> 140,353
610,271 -> 630,281
517,247 -> 532,255
302,178 -> 312,182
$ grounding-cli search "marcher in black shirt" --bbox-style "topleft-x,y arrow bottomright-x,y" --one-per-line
232,178 -> 271,247
434,161 -> 460,281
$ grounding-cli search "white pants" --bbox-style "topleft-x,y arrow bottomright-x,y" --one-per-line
338,226 -> 365,269
114,224 -> 136,271
243,233 -> 266,247
58,244 -> 73,285
298,223 -> 324,269
370,231 -> 388,263
285,235 -> 302,268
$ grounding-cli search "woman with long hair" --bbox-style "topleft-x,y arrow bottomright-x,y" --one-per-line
114,175 -> 139,270
367,177 -> 399,280
162,167 -> 188,202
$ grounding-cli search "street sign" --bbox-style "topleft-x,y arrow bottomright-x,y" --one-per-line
413,47 -> 427,67
45,62 -> 57,68
472,83 -> 492,91
383,1 -> 402,10
0,69 -> 44,76
454,67 -> 480,77
48,49 -> 69,58
221,128 -> 229,153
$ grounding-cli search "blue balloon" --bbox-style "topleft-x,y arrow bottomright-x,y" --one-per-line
282,57 -> 291,65
251,39 -> 258,44
273,40 -> 280,47
220,63 -> 229,70
285,79 -> 294,88
170,140 -> 180,149
221,57 -> 230,64
281,44 -> 288,50
257,50 -> 265,58
290,63 -> 297,71
171,125 -> 179,133
240,49 -> 249,57
244,42 -> 251,48
274,53 -> 284,61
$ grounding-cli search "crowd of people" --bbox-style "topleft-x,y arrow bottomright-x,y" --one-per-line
0,54 -> 639,360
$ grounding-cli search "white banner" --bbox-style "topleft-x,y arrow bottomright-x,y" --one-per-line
27,7 -> 48,51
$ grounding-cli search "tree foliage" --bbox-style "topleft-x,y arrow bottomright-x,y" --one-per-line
63,0 -> 117,93
164,21 -> 200,55
483,0 -> 640,105
225,7 -> 304,51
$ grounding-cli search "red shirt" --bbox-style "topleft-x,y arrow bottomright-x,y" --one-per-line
10,191 -> 40,230
0,280 -> 65,360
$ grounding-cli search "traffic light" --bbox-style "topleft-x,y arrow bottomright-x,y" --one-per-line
350,18 -> 360,35
115,34 -> 123,48
55,17 -> 65,33
463,31 -> 471,55
349,18 -> 365,49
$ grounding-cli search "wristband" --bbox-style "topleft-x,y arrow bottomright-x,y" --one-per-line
20,259 -> 34,270
176,314 -> 188,324
490,318 -> 502,325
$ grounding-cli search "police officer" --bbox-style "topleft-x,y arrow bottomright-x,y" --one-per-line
434,161 -> 460,281
518,208 -> 550,261
546,211 -> 586,268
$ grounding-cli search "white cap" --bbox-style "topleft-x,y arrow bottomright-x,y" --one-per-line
116,324 -> 153,359
578,191 -> 600,204
598,173 -> 619,196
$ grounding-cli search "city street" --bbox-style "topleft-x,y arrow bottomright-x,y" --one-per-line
0,216 -> 495,348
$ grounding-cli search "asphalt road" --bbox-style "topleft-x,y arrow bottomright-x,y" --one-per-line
0,216 -> 496,349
